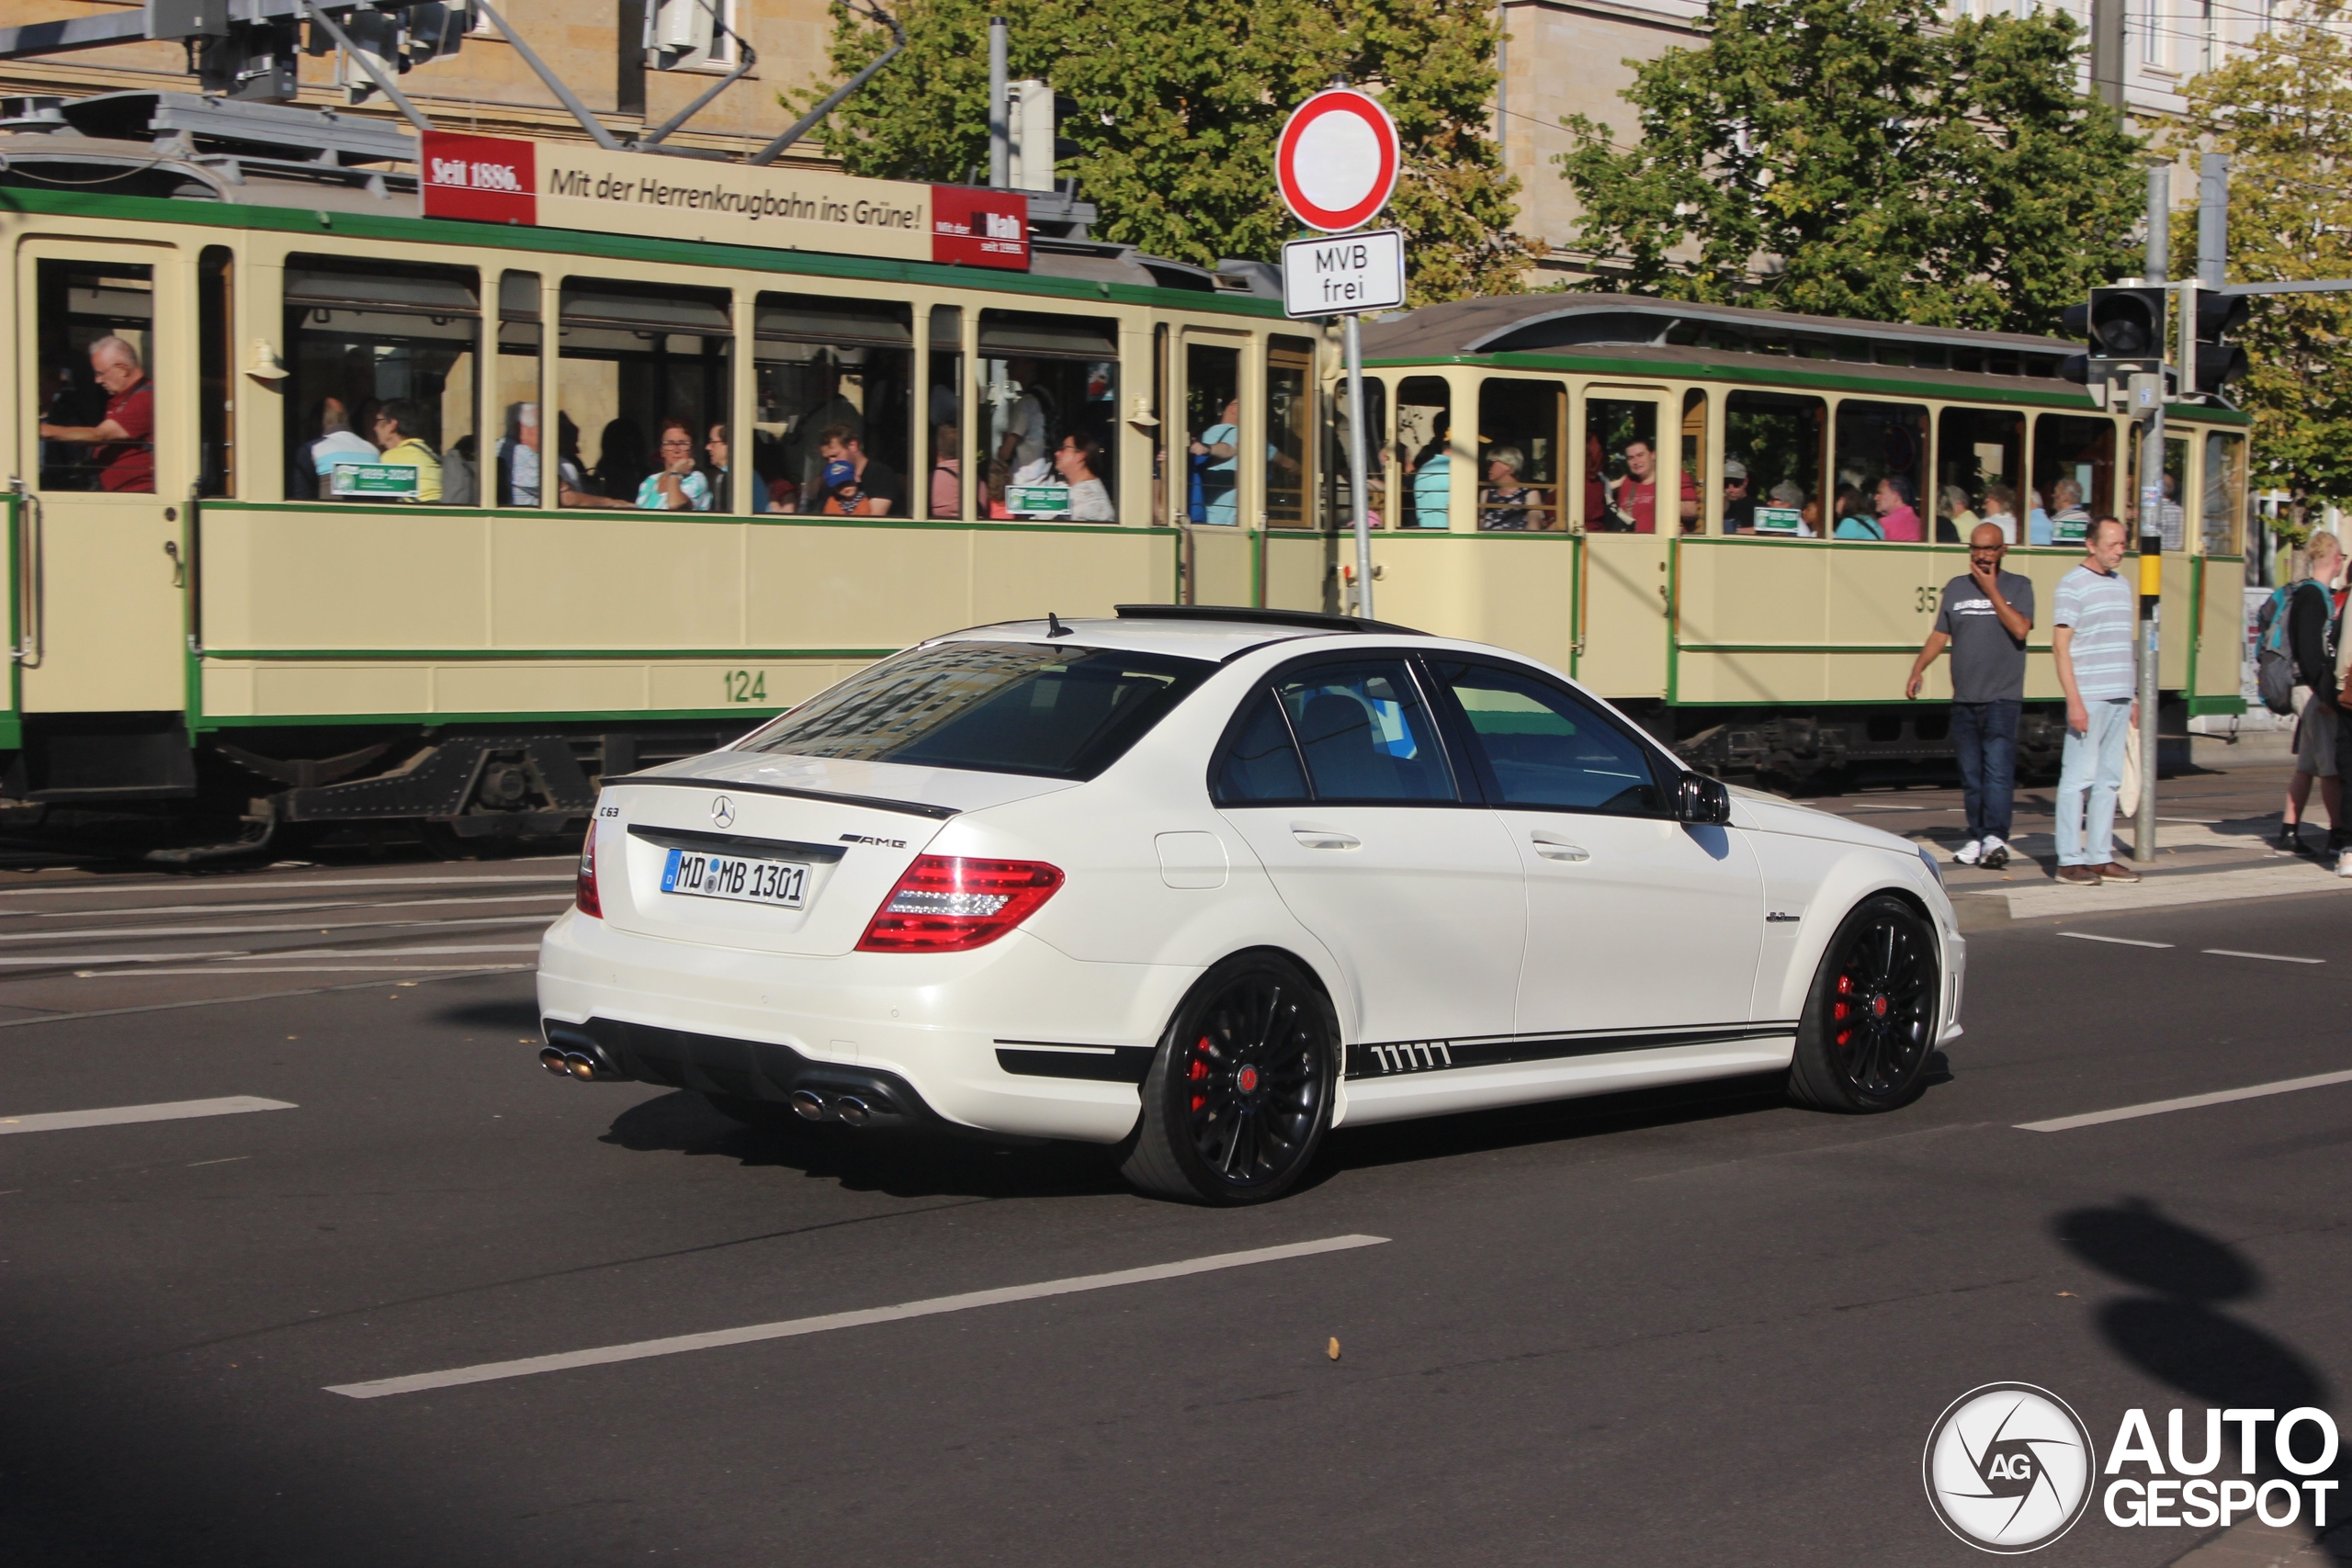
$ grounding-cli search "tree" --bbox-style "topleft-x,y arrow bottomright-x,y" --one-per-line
790,0 -> 1532,303
1553,0 -> 2143,336
2177,5 -> 2352,525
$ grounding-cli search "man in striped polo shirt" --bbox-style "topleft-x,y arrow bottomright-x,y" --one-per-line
2051,516 -> 2141,884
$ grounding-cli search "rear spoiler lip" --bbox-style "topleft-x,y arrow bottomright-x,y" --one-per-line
605,772 -> 962,821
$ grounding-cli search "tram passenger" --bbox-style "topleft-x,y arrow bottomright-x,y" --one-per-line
1410,434 -> 1451,529
556,414 -> 628,509
705,423 -> 768,513
1479,446 -> 1535,531
996,356 -> 1054,485
38,335 -> 154,493
1768,480 -> 1819,536
638,419 -> 712,511
1720,459 -> 1755,533
2027,486 -> 2054,545
1874,476 -> 1924,542
1605,438 -> 1697,533
1191,400 -> 1241,526
2043,478 -> 2090,547
302,397 -> 379,499
817,424 -> 899,517
592,419 -> 650,505
368,400 -> 442,502
491,403 -> 542,508
1936,485 -> 1979,544
1055,434 -> 1114,522
930,423 -> 962,518
1979,483 -> 2021,546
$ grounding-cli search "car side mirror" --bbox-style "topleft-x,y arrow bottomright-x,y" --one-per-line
1674,772 -> 1732,825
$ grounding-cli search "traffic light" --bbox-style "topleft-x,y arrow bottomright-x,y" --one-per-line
2189,289 -> 2250,395
2059,285 -> 2168,387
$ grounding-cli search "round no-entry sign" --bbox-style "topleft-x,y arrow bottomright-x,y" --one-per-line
1275,88 -> 1400,233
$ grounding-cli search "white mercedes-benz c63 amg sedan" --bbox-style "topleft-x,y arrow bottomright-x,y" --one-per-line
537,606 -> 1963,1204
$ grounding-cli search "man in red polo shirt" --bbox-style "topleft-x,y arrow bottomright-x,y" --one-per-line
39,336 -> 154,493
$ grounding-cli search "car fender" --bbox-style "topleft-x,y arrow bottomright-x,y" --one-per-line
1758,845 -> 1951,1026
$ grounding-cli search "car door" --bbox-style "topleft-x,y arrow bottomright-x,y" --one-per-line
1421,656 -> 1766,1051
1214,654 -> 1524,1052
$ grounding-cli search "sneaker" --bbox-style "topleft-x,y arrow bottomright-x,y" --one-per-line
1980,838 -> 2010,870
2278,823 -> 2303,855
2338,851 -> 2352,878
1952,839 -> 1984,866
2057,864 -> 2103,885
2098,861 -> 2143,884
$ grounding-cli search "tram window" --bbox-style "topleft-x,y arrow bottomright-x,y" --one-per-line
2030,414 -> 2116,546
33,259 -> 156,494
558,278 -> 732,512
1584,397 -> 1688,534
1723,391 -> 1826,536
1829,400 -> 1928,541
1184,343 -> 1242,525
979,310 -> 1119,521
1476,378 -> 1566,531
199,247 -> 233,498
757,292 -> 911,516
491,273 -> 542,507
1266,336 -> 1314,528
2202,432 -> 2246,556
928,306 -> 965,519
1679,389 -> 1706,536
1398,376 -> 1453,530
1935,408 -> 2024,544
1326,373 -> 1385,530
285,257 -> 478,504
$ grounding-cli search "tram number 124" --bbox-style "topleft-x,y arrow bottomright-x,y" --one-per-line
723,669 -> 769,704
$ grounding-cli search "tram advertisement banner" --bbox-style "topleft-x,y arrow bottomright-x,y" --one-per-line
419,132 -> 1029,271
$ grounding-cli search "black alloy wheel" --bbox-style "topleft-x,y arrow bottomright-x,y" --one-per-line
1788,896 -> 1940,1112
1121,953 -> 1337,1204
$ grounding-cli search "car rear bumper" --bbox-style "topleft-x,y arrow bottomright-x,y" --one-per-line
536,908 -> 1195,1144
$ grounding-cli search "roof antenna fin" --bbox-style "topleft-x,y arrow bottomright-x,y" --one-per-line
1046,611 -> 1071,638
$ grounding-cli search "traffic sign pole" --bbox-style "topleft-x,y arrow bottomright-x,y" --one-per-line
1344,312 -> 1374,619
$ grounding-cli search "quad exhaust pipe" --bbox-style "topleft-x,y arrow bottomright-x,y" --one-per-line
538,1044 -> 610,1081
537,1039 -> 884,1126
789,1089 -> 872,1125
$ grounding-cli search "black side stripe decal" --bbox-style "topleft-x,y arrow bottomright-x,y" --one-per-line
994,1042 -> 1158,1084
1346,1023 -> 1798,1079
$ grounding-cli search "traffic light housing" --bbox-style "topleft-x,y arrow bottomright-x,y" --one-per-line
2085,285 -> 2167,358
2190,289 -> 2250,395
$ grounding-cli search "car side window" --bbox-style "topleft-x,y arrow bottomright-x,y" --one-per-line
1428,660 -> 1667,816
1213,687 -> 1310,804
1272,659 -> 1458,804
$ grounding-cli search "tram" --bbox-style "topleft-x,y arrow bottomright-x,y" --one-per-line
1,92 -> 2248,852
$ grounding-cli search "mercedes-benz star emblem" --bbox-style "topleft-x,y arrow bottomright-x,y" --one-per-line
710,795 -> 735,828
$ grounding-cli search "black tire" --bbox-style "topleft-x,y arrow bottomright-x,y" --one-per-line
1788,895 -> 1941,1112
1120,953 -> 1339,1205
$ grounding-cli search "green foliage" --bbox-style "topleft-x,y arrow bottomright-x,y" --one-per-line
1554,0 -> 2143,335
790,0 -> 1531,303
2178,5 -> 2352,514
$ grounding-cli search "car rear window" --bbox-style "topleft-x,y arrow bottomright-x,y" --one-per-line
740,640 -> 1214,780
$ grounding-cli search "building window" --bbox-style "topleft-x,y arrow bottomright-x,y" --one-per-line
651,0 -> 739,73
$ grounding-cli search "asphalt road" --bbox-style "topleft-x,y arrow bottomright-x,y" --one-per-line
0,849 -> 2347,1565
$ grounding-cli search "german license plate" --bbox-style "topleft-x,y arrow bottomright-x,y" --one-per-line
660,848 -> 808,908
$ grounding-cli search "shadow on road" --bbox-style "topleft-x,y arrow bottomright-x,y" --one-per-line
602,1089 -> 1128,1202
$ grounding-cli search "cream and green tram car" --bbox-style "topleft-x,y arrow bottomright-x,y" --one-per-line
1316,295 -> 2251,783
0,96 -> 1334,852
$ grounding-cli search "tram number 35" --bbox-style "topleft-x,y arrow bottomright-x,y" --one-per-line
1914,586 -> 1941,614
722,669 -> 769,704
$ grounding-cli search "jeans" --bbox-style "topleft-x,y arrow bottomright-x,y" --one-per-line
1951,699 -> 2020,843
2056,697 -> 2132,867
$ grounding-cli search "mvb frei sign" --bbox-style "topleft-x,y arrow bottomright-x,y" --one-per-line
419,132 -> 1030,271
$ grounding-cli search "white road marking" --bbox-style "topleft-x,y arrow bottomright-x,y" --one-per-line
5,891 -> 571,920
81,964 -> 532,977
0,913 -> 556,945
0,872 -> 571,900
2018,1070 -> 2352,1133
0,1096 -> 296,1134
2057,932 -> 2176,948
327,1234 -> 1393,1400
0,950 -> 251,968
2202,948 -> 2324,964
265,944 -> 544,957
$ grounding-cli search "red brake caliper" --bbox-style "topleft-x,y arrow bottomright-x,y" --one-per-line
1834,973 -> 1853,1047
1189,1036 -> 1212,1113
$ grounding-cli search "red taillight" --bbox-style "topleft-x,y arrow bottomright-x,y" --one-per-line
576,821 -> 603,918
856,854 -> 1062,953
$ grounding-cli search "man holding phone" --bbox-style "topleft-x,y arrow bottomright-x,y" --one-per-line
1907,522 -> 2036,868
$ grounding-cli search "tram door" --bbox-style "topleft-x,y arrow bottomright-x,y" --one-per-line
1574,385 -> 1679,700
1178,332 -> 1251,606
17,243 -> 190,723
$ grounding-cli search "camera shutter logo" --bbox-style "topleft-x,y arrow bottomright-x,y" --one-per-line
710,795 -> 735,829
1923,1383 -> 2097,1552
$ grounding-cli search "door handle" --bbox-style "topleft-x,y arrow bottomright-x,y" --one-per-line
1531,833 -> 1589,863
1290,824 -> 1360,850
